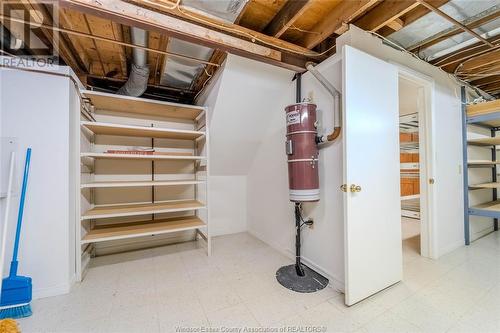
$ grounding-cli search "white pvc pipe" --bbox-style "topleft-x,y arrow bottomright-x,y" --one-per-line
306,62 -> 342,142
0,152 -> 15,296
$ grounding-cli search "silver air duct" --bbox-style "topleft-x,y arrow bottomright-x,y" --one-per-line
117,27 -> 150,97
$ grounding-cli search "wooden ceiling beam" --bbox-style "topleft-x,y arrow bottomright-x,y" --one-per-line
386,18 -> 404,31
354,0 -> 419,32
415,0 -> 495,48
111,21 -> 127,77
13,1 -> 86,72
300,0 -> 379,49
470,75 -> 500,88
480,81 -> 500,93
60,0 -> 318,72
459,49 -> 500,72
58,9 -> 91,71
263,0 -> 311,38
377,0 -> 450,37
191,50 -> 227,94
432,35 -> 500,71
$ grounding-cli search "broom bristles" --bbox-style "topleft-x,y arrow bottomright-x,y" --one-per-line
0,304 -> 32,320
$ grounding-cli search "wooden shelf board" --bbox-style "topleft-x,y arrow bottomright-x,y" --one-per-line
467,137 -> 500,146
82,90 -> 204,120
81,152 -> 205,160
81,180 -> 205,188
82,216 -> 205,244
81,121 -> 204,140
470,200 -> 500,212
82,200 -> 205,220
469,182 -> 500,190
468,160 -> 500,165
467,100 -> 500,117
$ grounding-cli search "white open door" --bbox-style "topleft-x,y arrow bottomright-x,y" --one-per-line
342,45 -> 402,306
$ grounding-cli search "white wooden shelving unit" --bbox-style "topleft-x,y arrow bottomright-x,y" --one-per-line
77,90 -> 210,281
400,113 -> 421,219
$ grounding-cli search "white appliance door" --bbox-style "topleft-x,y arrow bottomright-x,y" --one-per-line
342,45 -> 402,306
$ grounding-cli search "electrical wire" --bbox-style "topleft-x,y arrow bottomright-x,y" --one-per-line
368,30 -> 493,102
166,1 -> 336,57
193,67 -> 213,101
289,24 -> 321,35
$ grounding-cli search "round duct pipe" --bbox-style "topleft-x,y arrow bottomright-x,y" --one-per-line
117,27 -> 150,97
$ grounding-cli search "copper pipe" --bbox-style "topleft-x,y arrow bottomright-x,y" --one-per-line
415,0 -> 495,49
0,15 -> 220,67
327,127 -> 341,141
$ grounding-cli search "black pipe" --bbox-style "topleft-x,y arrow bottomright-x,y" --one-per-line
296,73 -> 302,103
295,203 -> 305,276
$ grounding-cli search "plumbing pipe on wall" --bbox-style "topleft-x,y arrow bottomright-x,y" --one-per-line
305,62 -> 341,142
117,27 -> 150,97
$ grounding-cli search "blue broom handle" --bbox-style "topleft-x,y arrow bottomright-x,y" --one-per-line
9,148 -> 31,277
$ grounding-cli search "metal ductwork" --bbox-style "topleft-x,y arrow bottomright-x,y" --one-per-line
117,27 -> 150,97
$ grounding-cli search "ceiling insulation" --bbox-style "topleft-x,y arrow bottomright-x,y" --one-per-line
388,0 -> 500,60
159,0 -> 247,89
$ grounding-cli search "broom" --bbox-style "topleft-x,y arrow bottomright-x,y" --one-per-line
0,148 -> 33,319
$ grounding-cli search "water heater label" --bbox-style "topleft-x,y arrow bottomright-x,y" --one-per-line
287,111 -> 300,126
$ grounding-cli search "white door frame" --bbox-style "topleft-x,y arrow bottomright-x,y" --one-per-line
396,64 -> 437,259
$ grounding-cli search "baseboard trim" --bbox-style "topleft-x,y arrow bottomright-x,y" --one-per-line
33,283 -> 71,299
436,239 -> 464,258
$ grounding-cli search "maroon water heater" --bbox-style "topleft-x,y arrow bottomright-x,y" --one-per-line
285,103 -> 320,202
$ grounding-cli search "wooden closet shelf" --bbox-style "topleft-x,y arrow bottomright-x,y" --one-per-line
467,137 -> 500,146
81,152 -> 206,160
82,90 -> 204,120
81,216 -> 205,244
469,182 -> 500,190
81,121 -> 205,140
467,160 -> 500,166
467,100 -> 500,117
81,200 -> 205,220
470,200 -> 500,212
81,180 -> 205,188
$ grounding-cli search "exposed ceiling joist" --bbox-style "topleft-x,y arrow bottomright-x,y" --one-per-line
415,0 -> 495,48
354,0 -> 419,32
471,75 -> 500,88
300,0 -> 379,49
459,49 -> 500,72
478,80 -> 500,95
409,7 -> 500,53
386,18 -> 404,31
59,0 -> 318,72
128,0 -> 318,56
192,50 -> 227,93
432,35 -> 500,71
263,0 -> 311,38
16,1 -> 87,72
377,0 -> 450,37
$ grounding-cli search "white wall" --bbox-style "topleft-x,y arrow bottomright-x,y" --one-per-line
0,59 -> 79,298
199,26 -> 468,292
337,26 -> 466,257
247,55 -> 345,287
197,55 -> 294,237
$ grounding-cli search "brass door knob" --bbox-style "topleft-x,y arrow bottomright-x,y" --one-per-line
340,184 -> 347,192
350,184 -> 362,192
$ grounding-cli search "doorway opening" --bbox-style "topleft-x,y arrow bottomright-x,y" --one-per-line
398,72 -> 434,259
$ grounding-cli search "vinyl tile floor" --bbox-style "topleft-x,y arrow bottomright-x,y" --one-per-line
17,231 -> 500,333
